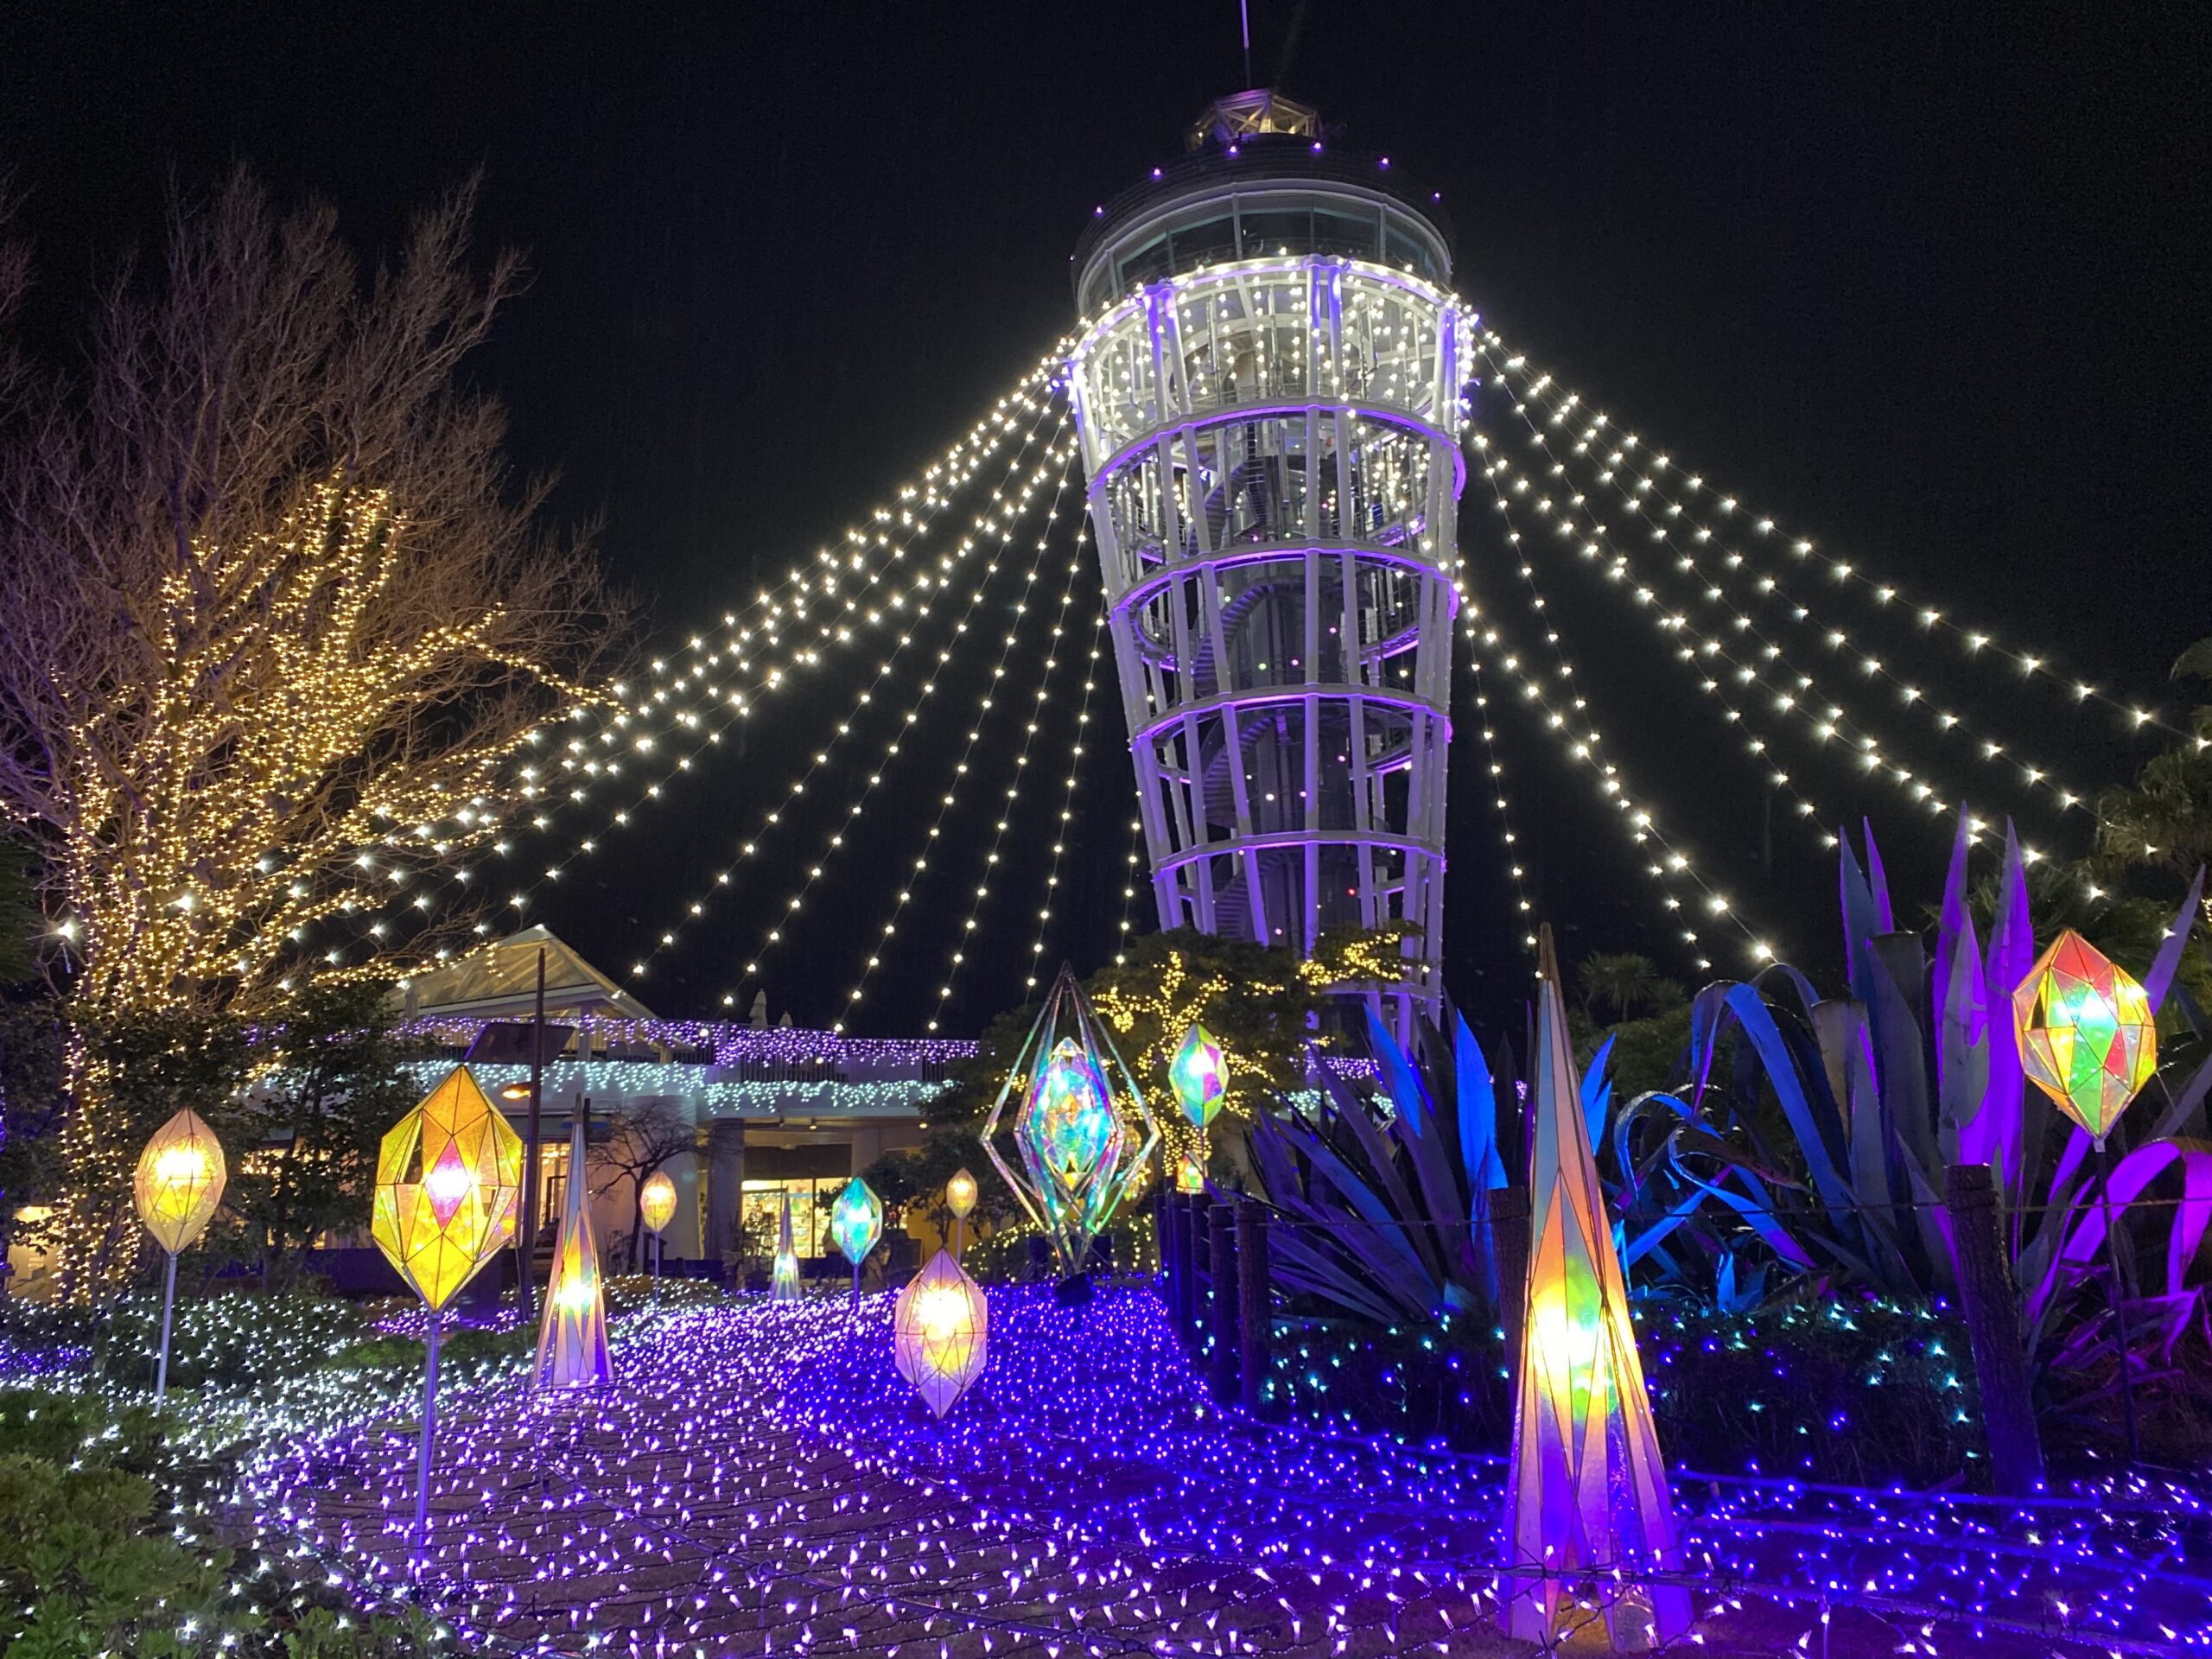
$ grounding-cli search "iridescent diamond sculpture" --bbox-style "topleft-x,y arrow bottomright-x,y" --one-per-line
1503,931 -> 1688,1649
1168,1021 -> 1228,1130
830,1177 -> 883,1267
893,1248 -> 988,1417
982,963 -> 1160,1275
135,1109 -> 226,1254
1175,1148 -> 1207,1194
533,1116 -> 611,1391
372,1065 -> 523,1313
2013,928 -> 2158,1145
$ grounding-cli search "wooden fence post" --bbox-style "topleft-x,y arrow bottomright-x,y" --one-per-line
1187,1200 -> 1212,1357
1236,1200 -> 1271,1415
1942,1162 -> 2046,1495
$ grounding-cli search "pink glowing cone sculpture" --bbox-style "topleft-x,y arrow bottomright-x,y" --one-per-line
1502,931 -> 1689,1649
532,1116 -> 611,1391
893,1248 -> 988,1417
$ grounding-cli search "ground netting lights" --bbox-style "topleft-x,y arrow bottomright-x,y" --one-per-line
228,1286 -> 2212,1656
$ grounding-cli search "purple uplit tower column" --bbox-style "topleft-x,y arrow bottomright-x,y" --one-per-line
1067,92 -> 1471,1026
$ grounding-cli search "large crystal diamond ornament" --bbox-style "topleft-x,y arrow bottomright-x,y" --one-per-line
2012,927 -> 2158,1144
893,1248 -> 988,1417
1167,1021 -> 1228,1129
372,1065 -> 523,1313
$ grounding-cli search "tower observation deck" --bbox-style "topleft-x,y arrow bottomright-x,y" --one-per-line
1066,92 -> 1471,1019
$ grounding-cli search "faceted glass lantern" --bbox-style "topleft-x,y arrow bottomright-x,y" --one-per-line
639,1170 -> 678,1236
944,1167 -> 979,1221
1175,1148 -> 1207,1194
372,1066 -> 523,1313
829,1177 -> 883,1267
134,1109 -> 226,1254
2012,928 -> 2158,1144
893,1249 -> 988,1417
1019,1038 -> 1122,1203
1168,1021 -> 1228,1129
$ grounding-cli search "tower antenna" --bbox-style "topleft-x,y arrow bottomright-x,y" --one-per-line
1240,0 -> 1253,86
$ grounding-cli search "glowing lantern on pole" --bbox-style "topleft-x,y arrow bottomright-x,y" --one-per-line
1503,930 -> 1688,1649
2013,927 -> 2160,1460
133,1109 -> 226,1404
370,1065 -> 522,1573
2012,928 -> 2158,1147
982,964 -> 1160,1278
532,1115 -> 610,1392
1168,1021 -> 1228,1129
830,1177 -> 883,1305
639,1169 -> 677,1293
771,1191 -> 802,1303
893,1249 -> 988,1417
944,1166 -> 979,1256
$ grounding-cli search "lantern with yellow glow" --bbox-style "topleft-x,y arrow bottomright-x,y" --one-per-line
771,1191 -> 802,1303
2012,928 -> 2158,1146
945,1166 -> 979,1255
369,1065 -> 522,1573
533,1115 -> 611,1392
893,1248 -> 988,1417
134,1109 -> 226,1403
639,1169 -> 677,1292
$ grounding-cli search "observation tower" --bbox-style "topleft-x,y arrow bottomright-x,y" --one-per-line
1066,91 -> 1470,1019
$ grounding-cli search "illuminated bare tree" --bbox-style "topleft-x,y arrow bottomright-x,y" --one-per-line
0,171 -> 627,1015
587,1098 -> 697,1271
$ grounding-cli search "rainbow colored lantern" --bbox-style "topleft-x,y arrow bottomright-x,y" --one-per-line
532,1116 -> 610,1392
982,964 -> 1160,1276
372,1066 -> 523,1313
135,1109 -> 226,1255
1503,934 -> 1688,1648
893,1249 -> 988,1417
1167,1021 -> 1228,1129
639,1171 -> 677,1236
945,1167 -> 978,1221
1175,1148 -> 1206,1194
771,1192 -> 802,1303
830,1178 -> 882,1267
2013,928 -> 2158,1145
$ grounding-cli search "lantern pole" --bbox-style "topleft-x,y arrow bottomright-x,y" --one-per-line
2095,1135 -> 2142,1465
411,1306 -> 442,1577
516,946 -> 548,1323
154,1248 -> 179,1404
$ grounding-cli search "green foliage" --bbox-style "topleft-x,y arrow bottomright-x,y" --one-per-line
1576,952 -> 1685,1023
859,1126 -> 1022,1243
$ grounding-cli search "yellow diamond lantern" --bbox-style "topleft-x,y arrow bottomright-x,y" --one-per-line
135,1109 -> 227,1254
2013,928 -> 2158,1145
639,1170 -> 678,1236
893,1248 -> 988,1417
372,1066 -> 523,1313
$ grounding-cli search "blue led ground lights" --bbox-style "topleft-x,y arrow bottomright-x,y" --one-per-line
235,1287 -> 2210,1656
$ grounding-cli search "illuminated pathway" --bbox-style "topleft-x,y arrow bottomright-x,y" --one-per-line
266,1289 -> 2210,1656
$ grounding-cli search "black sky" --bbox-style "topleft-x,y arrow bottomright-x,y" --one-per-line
5,3 -> 2208,1033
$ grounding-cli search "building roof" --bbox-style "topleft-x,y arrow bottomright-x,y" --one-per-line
398,925 -> 656,1020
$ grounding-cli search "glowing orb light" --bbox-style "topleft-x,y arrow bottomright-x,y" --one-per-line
371,1065 -> 522,1314
771,1191 -> 802,1302
2012,928 -> 2158,1145
134,1109 -> 226,1254
982,964 -> 1160,1276
639,1170 -> 678,1235
892,1249 -> 988,1417
830,1177 -> 883,1267
945,1167 -> 979,1220
1167,1021 -> 1228,1129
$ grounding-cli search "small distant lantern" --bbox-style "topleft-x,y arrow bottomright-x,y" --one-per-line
639,1170 -> 677,1292
1168,1021 -> 1229,1130
945,1166 -> 979,1256
771,1191 -> 803,1304
2013,928 -> 2158,1146
134,1109 -> 227,1403
1175,1148 -> 1207,1194
830,1177 -> 883,1304
369,1065 -> 523,1574
893,1249 -> 988,1417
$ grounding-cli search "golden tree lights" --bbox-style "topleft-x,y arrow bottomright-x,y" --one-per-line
892,1249 -> 988,1417
134,1109 -> 226,1402
534,1116 -> 612,1392
1503,932 -> 1688,1649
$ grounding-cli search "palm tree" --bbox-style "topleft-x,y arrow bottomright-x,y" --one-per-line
1575,952 -> 1684,1022
2094,638 -> 2212,883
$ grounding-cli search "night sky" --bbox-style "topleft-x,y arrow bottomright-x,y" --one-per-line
6,3 -> 2207,1033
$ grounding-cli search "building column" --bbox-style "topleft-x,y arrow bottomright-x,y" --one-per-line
849,1123 -> 884,1174
706,1117 -> 747,1273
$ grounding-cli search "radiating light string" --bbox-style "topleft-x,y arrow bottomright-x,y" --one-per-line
620,411 -> 1079,988
1457,645 -> 1541,968
1478,335 -> 2200,755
